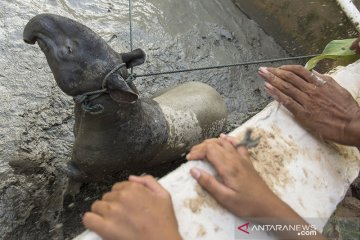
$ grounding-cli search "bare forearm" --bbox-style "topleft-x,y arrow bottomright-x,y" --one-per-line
345,114 -> 360,147
187,137 -> 327,240
256,195 -> 326,240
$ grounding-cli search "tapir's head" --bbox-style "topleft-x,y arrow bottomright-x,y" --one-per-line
23,14 -> 145,103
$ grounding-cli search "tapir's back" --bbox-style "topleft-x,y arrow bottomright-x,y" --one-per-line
154,81 -> 227,131
152,82 -> 228,162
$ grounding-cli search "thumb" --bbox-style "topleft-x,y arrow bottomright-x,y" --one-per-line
190,168 -> 233,202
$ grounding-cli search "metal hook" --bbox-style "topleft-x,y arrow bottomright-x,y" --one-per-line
235,129 -> 261,149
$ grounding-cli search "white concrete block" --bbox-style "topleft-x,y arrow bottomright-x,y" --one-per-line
74,61 -> 360,240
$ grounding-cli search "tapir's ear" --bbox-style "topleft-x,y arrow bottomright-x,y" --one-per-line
107,74 -> 139,103
121,48 -> 146,69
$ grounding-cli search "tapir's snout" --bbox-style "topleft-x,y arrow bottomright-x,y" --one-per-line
23,17 -> 38,44
23,14 -> 54,44
23,13 -> 146,98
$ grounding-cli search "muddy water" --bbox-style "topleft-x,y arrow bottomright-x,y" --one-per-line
0,0 -> 295,239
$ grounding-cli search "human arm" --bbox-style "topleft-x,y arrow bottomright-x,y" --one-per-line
83,175 -> 181,240
258,65 -> 360,147
187,136 -> 326,240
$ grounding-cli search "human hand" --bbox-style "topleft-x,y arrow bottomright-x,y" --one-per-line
259,65 -> 360,146
350,37 -> 360,54
187,136 -> 326,239
186,137 -> 282,218
83,175 -> 181,240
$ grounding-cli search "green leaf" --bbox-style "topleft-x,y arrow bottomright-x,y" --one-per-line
305,38 -> 360,70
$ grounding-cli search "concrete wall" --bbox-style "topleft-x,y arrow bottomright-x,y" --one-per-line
232,0 -> 359,56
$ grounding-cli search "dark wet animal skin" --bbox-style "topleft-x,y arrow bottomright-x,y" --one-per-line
23,14 -> 227,182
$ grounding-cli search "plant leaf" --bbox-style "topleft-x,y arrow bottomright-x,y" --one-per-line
305,38 -> 360,70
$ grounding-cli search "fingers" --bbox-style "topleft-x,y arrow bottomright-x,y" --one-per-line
83,212 -> 105,230
187,138 -> 235,161
186,138 -> 222,160
259,67 -> 311,105
102,191 -> 121,202
187,137 -> 251,175
237,146 -> 249,158
278,65 -> 336,88
83,212 -> 118,240
106,182 -> 146,203
265,82 -> 304,116
129,175 -> 168,196
107,176 -> 168,202
266,66 -> 313,91
83,212 -> 109,237
278,65 -> 320,85
190,168 -> 232,201
187,139 -> 234,178
217,137 -> 237,152
219,133 -> 237,146
112,181 -> 130,191
219,134 -> 250,157
196,142 -> 228,171
91,200 -> 112,217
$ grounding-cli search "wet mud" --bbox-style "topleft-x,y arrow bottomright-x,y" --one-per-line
0,0 -> 309,239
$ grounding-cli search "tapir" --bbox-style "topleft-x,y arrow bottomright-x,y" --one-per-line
23,14 -> 228,181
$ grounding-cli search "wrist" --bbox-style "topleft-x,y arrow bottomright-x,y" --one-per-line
250,194 -> 326,240
163,227 -> 182,240
170,232 -> 182,240
250,189 -> 283,219
344,109 -> 360,147
257,194 -> 304,224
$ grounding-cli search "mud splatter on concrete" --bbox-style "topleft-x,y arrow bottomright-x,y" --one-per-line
196,224 -> 207,237
233,126 -> 298,192
326,143 -> 360,162
184,185 -> 224,214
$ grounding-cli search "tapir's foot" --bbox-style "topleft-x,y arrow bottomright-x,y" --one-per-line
64,162 -> 87,182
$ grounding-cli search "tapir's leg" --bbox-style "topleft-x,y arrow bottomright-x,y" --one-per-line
65,161 -> 87,181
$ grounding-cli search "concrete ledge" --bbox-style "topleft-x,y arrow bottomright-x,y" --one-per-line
337,0 -> 360,32
75,61 -> 360,240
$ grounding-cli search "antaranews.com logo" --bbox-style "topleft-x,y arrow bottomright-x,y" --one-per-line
236,217 -> 360,239
236,221 -> 318,239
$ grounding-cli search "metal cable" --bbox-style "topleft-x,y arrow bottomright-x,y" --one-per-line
134,54 -> 318,78
126,0 -> 317,79
128,0 -> 134,74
